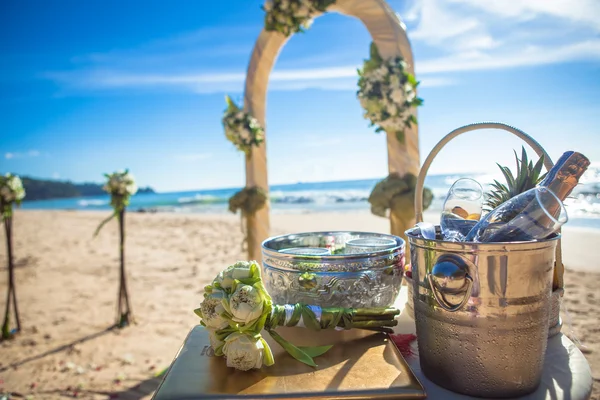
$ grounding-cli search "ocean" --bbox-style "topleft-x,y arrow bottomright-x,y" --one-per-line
21,166 -> 600,230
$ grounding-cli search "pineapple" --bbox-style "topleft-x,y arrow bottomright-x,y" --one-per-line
485,146 -> 546,211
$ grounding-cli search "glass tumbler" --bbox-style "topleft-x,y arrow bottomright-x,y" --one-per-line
440,178 -> 484,241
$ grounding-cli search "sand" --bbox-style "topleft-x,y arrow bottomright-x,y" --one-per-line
0,210 -> 598,399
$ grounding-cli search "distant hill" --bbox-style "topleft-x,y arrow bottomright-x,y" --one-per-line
21,176 -> 155,201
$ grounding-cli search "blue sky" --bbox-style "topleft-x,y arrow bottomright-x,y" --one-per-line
1,0 -> 599,192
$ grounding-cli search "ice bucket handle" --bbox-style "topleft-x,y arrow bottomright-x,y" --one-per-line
428,274 -> 473,312
427,254 -> 474,312
414,122 -> 564,290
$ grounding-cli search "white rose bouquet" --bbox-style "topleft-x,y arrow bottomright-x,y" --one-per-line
95,170 -> 138,328
222,96 -> 264,156
357,43 -> 423,144
1,173 -> 26,339
195,261 -> 400,371
263,0 -> 336,37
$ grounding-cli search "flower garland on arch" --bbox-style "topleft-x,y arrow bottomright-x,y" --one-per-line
263,0 -> 336,37
357,43 -> 423,144
222,96 -> 265,156
368,173 -> 433,221
228,186 -> 268,216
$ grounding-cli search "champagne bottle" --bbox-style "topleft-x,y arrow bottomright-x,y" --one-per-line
539,151 -> 590,201
465,151 -> 590,242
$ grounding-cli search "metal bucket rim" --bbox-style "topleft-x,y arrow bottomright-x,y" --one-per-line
405,226 -> 560,252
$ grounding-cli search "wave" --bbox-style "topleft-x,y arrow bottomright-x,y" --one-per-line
177,194 -> 226,205
270,189 -> 370,205
78,199 -> 108,207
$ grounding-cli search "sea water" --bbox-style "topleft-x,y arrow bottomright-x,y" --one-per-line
20,168 -> 600,231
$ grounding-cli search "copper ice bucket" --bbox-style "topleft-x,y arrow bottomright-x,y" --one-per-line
406,229 -> 557,397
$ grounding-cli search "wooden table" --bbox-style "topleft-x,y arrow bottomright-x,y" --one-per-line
153,287 -> 593,399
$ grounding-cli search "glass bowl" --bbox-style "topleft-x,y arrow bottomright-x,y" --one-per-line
261,231 -> 405,308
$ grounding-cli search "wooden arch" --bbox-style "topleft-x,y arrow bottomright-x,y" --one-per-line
243,0 -> 420,260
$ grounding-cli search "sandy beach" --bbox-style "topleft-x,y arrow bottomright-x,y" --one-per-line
0,210 -> 598,399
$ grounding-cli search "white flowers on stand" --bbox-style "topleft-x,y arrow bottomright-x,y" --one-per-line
102,171 -> 138,198
357,43 -> 423,144
0,174 -> 26,216
263,0 -> 336,37
222,96 -> 264,156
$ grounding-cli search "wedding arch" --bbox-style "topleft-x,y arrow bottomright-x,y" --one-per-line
239,0 -> 420,260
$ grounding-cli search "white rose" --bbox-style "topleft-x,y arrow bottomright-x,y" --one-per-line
8,176 -> 23,192
389,75 -> 401,89
214,261 -> 254,290
199,289 -> 230,329
229,284 -> 265,325
126,182 -> 138,195
280,0 -> 290,9
404,83 -> 416,102
223,332 -> 265,371
263,0 -> 273,11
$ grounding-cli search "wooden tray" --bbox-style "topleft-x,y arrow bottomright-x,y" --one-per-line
153,325 -> 426,399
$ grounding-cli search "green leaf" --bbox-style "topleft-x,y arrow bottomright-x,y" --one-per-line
267,330 -> 317,368
396,130 -> 406,144
406,73 -> 418,86
533,154 -> 546,182
369,42 -> 382,63
298,345 -> 332,358
93,212 -> 117,237
260,337 -> 275,366
498,164 -> 516,191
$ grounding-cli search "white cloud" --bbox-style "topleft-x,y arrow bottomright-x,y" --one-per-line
5,150 -> 41,159
41,0 -> 600,95
449,0 -> 600,31
418,39 -> 600,74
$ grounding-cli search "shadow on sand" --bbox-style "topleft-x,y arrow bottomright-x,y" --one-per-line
0,325 -> 117,372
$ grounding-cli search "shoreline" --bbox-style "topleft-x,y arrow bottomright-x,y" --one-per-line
10,209 -> 600,273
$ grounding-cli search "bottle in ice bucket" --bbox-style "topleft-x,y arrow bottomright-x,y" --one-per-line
440,178 -> 483,241
465,151 -> 590,242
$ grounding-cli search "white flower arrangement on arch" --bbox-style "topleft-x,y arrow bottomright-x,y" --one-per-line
222,96 -> 265,156
357,43 -> 423,144
263,0 -> 336,37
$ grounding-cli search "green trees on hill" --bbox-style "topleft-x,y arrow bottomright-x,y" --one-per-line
20,177 -> 154,201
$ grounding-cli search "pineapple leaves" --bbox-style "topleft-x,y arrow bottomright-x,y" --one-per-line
485,147 -> 546,211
